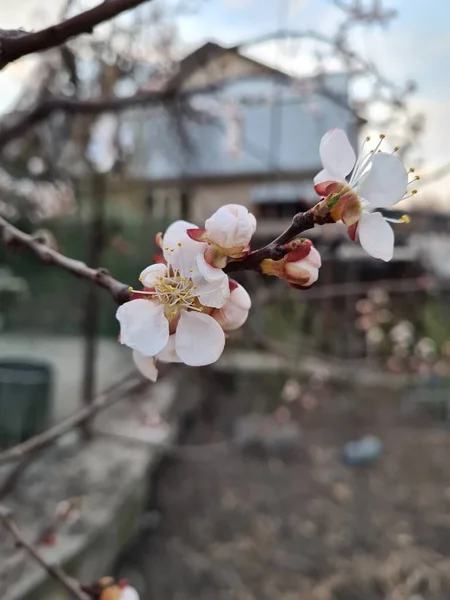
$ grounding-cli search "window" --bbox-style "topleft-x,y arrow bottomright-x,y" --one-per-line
256,198 -> 311,219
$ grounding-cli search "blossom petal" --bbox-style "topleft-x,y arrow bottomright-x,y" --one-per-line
122,587 -> 140,600
140,263 -> 167,287
175,311 -> 225,366
162,220 -> 205,275
133,351 -> 158,381
156,335 -> 182,363
196,251 -> 227,284
358,211 -> 394,262
319,129 -> 356,180
213,282 -> 251,331
116,299 -> 169,356
357,152 -> 408,208
198,279 -> 230,309
194,252 -> 230,308
314,169 -> 339,187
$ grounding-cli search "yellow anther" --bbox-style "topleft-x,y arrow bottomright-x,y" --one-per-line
128,286 -> 133,291
366,136 -> 371,141
199,307 -> 204,312
393,146 -> 399,152
177,242 -> 182,247
409,167 -> 415,173
400,214 -> 411,224
164,247 -> 170,251
370,149 -> 374,154
170,248 -> 174,252
189,269 -> 194,273
138,276 -> 143,282
415,175 -> 420,181
411,189 -> 418,194
170,311 -> 176,318
193,286 -> 198,290
379,133 -> 386,139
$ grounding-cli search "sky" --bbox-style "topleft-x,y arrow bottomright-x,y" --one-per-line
0,0 -> 449,208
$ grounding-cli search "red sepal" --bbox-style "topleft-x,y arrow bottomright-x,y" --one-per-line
187,228 -> 207,242
347,222 -> 358,241
229,279 -> 239,292
285,244 -> 311,263
154,254 -> 166,264
314,180 -> 342,198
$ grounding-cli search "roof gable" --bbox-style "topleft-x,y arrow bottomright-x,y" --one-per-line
167,42 -> 289,92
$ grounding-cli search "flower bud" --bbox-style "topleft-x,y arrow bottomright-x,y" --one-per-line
98,579 -> 140,600
212,280 -> 251,331
261,240 -> 321,288
205,204 -> 256,256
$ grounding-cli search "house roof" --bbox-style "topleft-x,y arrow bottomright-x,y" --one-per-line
122,41 -> 360,182
165,41 -> 291,92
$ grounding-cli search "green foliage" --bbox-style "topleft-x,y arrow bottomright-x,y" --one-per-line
0,216 -> 170,337
422,297 -> 450,348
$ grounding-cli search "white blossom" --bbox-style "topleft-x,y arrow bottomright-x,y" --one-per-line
314,129 -> 414,262
117,220 -> 230,378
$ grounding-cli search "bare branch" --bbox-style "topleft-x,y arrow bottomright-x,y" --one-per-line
0,215 -> 130,304
0,85 -> 219,150
0,374 -> 143,465
225,209 -> 320,273
0,0 -> 154,70
0,207 -> 321,293
0,505 -> 89,600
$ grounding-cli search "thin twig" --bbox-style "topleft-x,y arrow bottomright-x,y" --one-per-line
0,215 -> 130,304
0,210 -> 319,301
0,373 -> 144,465
225,209 -> 317,273
0,0 -> 154,70
0,505 -> 89,600
0,81 -> 222,150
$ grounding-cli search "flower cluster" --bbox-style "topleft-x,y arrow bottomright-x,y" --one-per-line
117,207 -> 254,381
117,128 -> 415,379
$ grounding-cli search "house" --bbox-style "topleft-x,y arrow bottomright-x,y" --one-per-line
120,41 -> 360,238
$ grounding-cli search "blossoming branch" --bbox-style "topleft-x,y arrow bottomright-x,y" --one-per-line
116,131 -> 417,380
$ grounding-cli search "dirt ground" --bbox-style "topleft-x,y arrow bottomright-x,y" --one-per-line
120,369 -> 450,600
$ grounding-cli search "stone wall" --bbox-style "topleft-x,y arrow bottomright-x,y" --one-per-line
1,374 -> 188,600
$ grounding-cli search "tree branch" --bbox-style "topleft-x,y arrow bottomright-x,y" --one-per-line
0,0 -> 154,70
0,505 -> 89,600
0,215 -> 130,304
225,209 -> 317,273
0,82 -> 220,150
0,90 -> 167,150
0,207 -> 320,300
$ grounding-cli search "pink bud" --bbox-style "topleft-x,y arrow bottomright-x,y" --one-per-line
285,246 -> 321,287
261,242 -> 321,288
